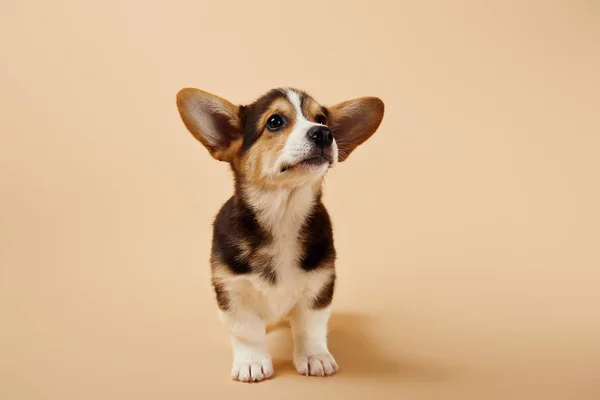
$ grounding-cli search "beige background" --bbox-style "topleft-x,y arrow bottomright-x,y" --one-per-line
1,1 -> 599,399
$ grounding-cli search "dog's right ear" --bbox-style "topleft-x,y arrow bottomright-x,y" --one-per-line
176,88 -> 243,162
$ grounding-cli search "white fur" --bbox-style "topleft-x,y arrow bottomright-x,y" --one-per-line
219,306 -> 273,382
231,183 -> 333,324
291,306 -> 337,376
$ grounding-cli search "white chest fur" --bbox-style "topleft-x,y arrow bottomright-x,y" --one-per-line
234,184 -> 330,323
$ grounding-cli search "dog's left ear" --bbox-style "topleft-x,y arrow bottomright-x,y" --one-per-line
328,97 -> 384,162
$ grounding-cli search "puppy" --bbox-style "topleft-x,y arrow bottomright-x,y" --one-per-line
176,88 -> 384,382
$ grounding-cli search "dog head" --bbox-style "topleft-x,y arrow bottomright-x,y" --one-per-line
176,88 -> 384,188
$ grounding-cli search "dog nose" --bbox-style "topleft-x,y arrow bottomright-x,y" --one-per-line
306,126 -> 333,148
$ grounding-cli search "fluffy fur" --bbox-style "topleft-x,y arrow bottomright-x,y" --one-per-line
176,87 -> 384,382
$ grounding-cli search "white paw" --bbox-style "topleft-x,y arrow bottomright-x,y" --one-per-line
232,358 -> 274,382
294,352 -> 338,377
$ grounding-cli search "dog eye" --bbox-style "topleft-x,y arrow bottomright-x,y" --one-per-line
266,114 -> 285,131
315,114 -> 327,125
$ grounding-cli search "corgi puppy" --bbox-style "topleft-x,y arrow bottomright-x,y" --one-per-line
176,88 -> 384,382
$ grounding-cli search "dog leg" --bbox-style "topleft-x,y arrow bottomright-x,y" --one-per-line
219,308 -> 273,382
290,304 -> 338,376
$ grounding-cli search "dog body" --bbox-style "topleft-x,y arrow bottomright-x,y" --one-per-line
176,88 -> 384,382
213,189 -> 334,325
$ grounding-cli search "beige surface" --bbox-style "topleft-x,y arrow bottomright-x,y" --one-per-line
1,1 -> 599,399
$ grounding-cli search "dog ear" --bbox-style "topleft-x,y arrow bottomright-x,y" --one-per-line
328,97 -> 384,162
176,88 -> 243,162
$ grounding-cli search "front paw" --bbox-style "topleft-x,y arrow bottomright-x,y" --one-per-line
294,352 -> 338,377
232,357 -> 274,383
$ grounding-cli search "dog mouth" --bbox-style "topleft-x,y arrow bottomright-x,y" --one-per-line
280,155 -> 332,173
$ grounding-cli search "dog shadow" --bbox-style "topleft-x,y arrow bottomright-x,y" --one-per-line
269,312 -> 450,382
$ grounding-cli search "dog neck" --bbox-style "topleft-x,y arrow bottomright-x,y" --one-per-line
236,179 -> 323,238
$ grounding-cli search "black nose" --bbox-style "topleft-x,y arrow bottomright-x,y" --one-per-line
306,126 -> 333,148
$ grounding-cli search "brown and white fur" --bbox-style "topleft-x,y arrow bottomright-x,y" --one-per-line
176,87 -> 384,382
